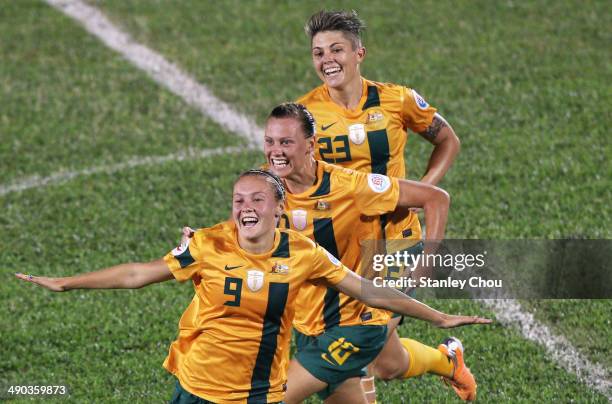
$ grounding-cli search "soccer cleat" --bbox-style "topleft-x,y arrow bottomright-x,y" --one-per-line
437,337 -> 477,401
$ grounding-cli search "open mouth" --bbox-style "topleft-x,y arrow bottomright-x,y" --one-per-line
323,66 -> 341,77
271,157 -> 289,169
240,216 -> 259,228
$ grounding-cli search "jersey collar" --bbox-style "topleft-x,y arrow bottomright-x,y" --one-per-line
285,160 -> 327,200
322,77 -> 369,118
232,226 -> 283,260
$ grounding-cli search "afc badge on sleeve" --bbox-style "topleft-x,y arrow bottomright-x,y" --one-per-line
171,238 -> 191,256
367,173 -> 391,193
412,89 -> 429,110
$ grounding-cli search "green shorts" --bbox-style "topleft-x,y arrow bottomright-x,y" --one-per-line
294,325 -> 387,400
170,380 -> 283,404
170,380 -> 214,404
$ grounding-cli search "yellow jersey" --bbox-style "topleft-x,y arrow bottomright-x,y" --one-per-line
279,161 -> 399,336
297,78 -> 437,241
163,222 -> 348,403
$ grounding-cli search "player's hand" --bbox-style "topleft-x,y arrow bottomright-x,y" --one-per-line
180,226 -> 195,244
15,273 -> 65,292
435,314 -> 492,328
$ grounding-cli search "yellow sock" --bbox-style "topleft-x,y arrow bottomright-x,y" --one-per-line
400,338 -> 454,379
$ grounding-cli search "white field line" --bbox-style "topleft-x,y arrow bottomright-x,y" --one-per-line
45,0 -> 263,149
0,146 -> 249,197
480,299 -> 611,400
2,0 -> 264,196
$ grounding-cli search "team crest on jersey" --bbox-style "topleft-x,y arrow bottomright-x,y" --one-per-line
292,209 -> 308,231
272,263 -> 289,275
315,200 -> 331,211
412,89 -> 429,110
348,124 -> 366,145
247,270 -> 265,292
171,238 -> 191,256
367,173 -> 391,193
367,111 -> 384,123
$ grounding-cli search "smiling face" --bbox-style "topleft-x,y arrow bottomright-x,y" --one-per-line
232,175 -> 283,248
311,30 -> 365,90
264,117 -> 315,180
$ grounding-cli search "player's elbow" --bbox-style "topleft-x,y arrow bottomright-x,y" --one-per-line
361,295 -> 383,311
122,263 -> 149,289
437,187 -> 451,209
361,289 -> 402,313
451,132 -> 461,154
353,280 -> 382,309
425,186 -> 450,213
436,188 -> 450,211
438,119 -> 460,152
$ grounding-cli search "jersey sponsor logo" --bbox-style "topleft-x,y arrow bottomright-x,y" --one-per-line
367,173 -> 391,193
325,250 -> 341,266
367,110 -> 384,123
292,209 -> 308,231
315,200 -> 331,211
224,264 -> 243,271
272,263 -> 289,275
412,89 -> 429,110
171,238 -> 191,256
348,123 -> 366,145
321,122 -> 337,131
247,270 -> 264,292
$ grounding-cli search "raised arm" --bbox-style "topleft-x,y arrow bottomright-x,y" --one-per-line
418,113 -> 460,186
15,259 -> 173,292
331,271 -> 491,328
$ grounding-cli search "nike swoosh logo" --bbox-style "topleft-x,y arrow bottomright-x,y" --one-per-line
224,265 -> 243,271
321,122 -> 337,131
321,353 -> 335,365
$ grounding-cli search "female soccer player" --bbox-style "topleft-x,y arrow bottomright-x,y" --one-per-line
296,10 -> 464,401
264,102 -> 474,402
16,170 -> 489,404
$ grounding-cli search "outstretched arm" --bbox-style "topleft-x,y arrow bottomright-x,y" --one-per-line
15,259 -> 173,292
332,271 -> 491,328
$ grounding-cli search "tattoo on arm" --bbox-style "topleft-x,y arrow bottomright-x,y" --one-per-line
418,115 -> 448,143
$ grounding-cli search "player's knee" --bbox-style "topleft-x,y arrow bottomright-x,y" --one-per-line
372,360 -> 404,380
284,396 -> 299,404
283,384 -> 304,404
